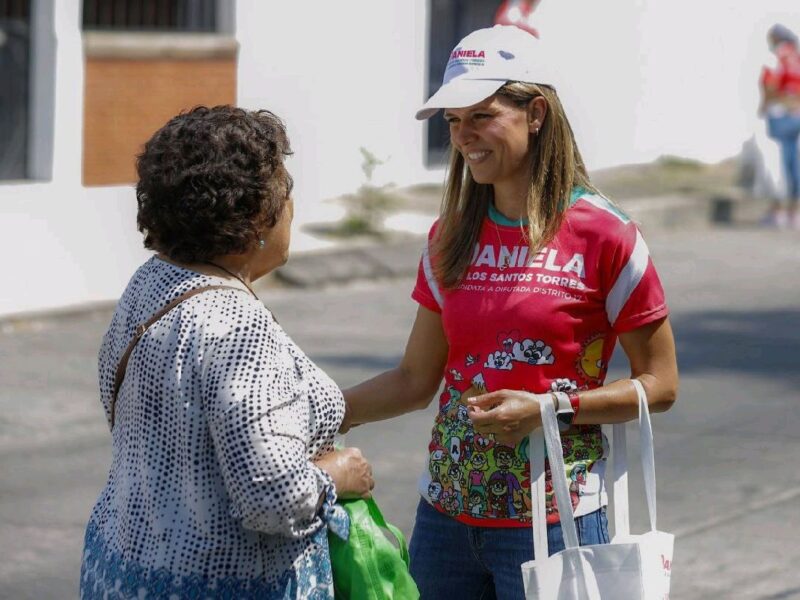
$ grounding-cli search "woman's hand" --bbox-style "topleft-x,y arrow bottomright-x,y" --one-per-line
467,390 -> 552,446
315,447 -> 375,499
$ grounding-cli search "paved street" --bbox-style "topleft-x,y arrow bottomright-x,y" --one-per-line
1,226 -> 799,599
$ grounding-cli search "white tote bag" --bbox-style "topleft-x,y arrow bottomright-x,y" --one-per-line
521,380 -> 674,599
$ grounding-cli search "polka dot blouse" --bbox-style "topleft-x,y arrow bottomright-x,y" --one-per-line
80,257 -> 348,599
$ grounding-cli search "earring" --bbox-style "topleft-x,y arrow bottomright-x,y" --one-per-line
259,239 -> 265,248
534,127 -> 540,136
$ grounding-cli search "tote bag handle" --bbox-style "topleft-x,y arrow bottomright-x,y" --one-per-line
530,380 -> 659,559
612,379 -> 658,536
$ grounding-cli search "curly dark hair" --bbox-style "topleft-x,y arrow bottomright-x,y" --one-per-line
136,105 -> 293,263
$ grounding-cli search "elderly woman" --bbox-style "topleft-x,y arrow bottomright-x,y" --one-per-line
80,106 -> 373,599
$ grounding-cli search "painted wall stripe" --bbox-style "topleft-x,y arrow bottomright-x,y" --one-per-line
606,229 -> 649,325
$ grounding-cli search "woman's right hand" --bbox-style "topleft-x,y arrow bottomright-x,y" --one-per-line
315,447 -> 375,499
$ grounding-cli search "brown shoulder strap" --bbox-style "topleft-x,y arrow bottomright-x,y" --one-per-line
110,285 -> 247,429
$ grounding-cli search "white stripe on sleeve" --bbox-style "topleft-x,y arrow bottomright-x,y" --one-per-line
422,240 -> 444,309
606,229 -> 650,326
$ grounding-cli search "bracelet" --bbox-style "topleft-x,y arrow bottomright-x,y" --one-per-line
566,390 -> 580,419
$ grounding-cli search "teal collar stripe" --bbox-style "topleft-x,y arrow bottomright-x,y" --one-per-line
569,186 -> 589,207
488,201 -> 528,226
488,186 -> 589,226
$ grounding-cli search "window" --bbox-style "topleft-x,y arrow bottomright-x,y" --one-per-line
0,0 -> 30,179
82,0 -> 219,32
80,0 -> 236,185
427,0 -> 500,166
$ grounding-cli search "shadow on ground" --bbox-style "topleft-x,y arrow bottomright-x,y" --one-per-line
606,307 -> 800,385
667,308 -> 800,382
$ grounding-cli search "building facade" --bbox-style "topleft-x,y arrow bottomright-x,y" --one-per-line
0,0 -> 794,317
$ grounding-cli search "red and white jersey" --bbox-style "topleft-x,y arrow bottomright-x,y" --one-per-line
412,187 -> 668,527
762,42 -> 800,96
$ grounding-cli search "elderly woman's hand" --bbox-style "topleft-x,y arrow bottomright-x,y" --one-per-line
315,447 -> 375,499
467,390 -> 553,446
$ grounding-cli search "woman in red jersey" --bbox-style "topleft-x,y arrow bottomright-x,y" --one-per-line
761,24 -> 800,227
342,25 -> 678,599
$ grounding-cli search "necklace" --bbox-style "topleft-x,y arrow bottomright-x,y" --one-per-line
492,223 -> 528,271
205,261 -> 259,299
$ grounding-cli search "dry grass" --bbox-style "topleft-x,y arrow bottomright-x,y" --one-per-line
306,154 -> 741,239
396,155 -> 740,212
591,155 -> 739,200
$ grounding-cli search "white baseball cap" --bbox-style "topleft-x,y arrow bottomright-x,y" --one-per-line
416,25 -> 559,121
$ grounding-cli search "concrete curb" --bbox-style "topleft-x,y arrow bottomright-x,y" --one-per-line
274,239 -> 424,288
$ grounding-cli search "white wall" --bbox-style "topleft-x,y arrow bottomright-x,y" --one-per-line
236,0 -> 441,213
0,184 -> 149,316
0,0 -> 151,317
238,0 -> 800,192
534,0 -> 799,170
2,0 -> 797,317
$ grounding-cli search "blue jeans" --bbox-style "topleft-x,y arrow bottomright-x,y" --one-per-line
409,499 -> 610,600
768,113 -> 800,201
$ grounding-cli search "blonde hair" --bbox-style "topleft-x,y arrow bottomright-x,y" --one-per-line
432,82 -> 597,289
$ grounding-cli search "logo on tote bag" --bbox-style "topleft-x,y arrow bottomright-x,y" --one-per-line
661,554 -> 672,572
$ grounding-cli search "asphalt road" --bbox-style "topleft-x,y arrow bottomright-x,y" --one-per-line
1,227 -> 799,599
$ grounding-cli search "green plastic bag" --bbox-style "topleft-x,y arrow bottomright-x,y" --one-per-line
328,497 -> 420,600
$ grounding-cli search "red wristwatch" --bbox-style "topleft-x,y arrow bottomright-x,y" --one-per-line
567,390 -> 581,420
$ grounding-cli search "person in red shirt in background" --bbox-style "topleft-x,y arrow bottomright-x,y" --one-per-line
761,24 -> 800,228
340,25 -> 678,599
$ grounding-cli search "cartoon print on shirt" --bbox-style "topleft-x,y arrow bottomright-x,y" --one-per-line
440,489 -> 461,516
487,472 -> 511,518
463,430 -> 475,462
429,448 -> 449,483
465,353 -> 480,367
576,333 -> 606,385
550,378 -> 578,392
449,435 -> 466,464
473,431 -> 496,454
482,331 -> 556,370
484,350 -> 513,370
496,330 -> 520,354
428,334 -> 601,521
467,452 -> 490,497
569,463 -> 587,508
428,481 -> 444,502
491,445 -> 523,516
468,488 -> 487,516
448,463 -> 467,508
558,425 -> 605,512
442,386 -> 467,422
431,429 -> 443,451
431,381 -> 475,515
449,368 -> 464,381
470,372 -> 487,393
511,338 -> 555,365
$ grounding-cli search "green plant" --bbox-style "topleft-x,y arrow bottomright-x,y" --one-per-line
338,147 -> 399,235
